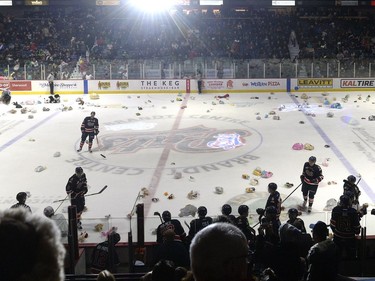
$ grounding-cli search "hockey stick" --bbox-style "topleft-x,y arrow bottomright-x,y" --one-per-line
184,220 -> 190,230
281,182 -> 302,204
53,193 -> 70,213
356,175 -> 362,185
95,135 -> 106,159
85,185 -> 108,197
52,185 -> 108,202
154,211 -> 163,223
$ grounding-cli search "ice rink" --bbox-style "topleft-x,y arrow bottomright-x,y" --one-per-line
1,90 -> 375,243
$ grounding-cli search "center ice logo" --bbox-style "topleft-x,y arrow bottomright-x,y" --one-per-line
98,125 -> 250,154
207,133 -> 245,150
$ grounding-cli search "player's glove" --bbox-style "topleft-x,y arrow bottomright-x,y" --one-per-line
95,130 -> 99,135
300,175 -> 304,182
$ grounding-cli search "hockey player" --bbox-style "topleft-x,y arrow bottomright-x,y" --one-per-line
330,194 -> 361,258
0,88 -> 11,105
91,231 -> 121,273
265,182 -> 282,220
216,204 -> 236,224
300,156 -> 324,213
343,175 -> 361,210
187,206 -> 213,242
235,205 -> 256,246
66,167 -> 88,230
77,111 -> 99,153
257,206 -> 281,246
287,208 -> 306,233
10,192 -> 32,213
156,210 -> 186,244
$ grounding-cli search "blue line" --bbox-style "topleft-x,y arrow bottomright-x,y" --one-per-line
0,111 -> 60,152
289,94 -> 375,203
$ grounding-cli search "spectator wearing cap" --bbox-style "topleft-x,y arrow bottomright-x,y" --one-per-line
330,195 -> 361,259
300,156 -> 324,213
43,206 -> 69,238
156,210 -> 186,244
10,192 -> 32,213
306,221 -> 340,281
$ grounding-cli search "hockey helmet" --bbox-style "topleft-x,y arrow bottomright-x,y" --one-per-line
309,156 -> 316,162
238,205 -> 249,215
197,206 -> 207,217
162,210 -> 172,221
221,204 -> 232,216
288,208 -> 299,216
339,195 -> 350,206
43,206 -> 54,217
268,182 -> 277,191
108,231 -> 121,244
16,192 -> 27,203
311,221 -> 329,237
75,166 -> 83,175
265,206 -> 277,215
347,175 -> 356,183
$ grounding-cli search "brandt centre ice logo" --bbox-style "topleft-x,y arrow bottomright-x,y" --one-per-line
68,115 -> 263,175
207,133 -> 245,150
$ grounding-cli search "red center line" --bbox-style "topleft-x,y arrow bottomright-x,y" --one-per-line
143,93 -> 191,216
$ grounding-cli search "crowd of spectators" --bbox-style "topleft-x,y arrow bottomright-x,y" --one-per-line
0,7 -> 375,79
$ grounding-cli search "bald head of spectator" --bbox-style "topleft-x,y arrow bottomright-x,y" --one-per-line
190,222 -> 249,281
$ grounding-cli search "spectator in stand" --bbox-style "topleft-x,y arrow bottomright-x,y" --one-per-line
0,208 -> 66,281
265,223 -> 306,281
152,260 -> 176,281
190,222 -> 253,281
306,221 -> 340,281
153,229 -> 190,268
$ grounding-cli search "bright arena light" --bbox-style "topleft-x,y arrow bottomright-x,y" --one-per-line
129,0 -> 175,13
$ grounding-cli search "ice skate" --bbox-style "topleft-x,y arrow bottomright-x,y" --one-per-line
297,201 -> 307,212
307,206 -> 312,213
77,148 -> 82,152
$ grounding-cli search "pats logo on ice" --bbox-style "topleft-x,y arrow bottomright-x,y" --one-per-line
99,126 -> 250,154
207,133 -> 246,150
